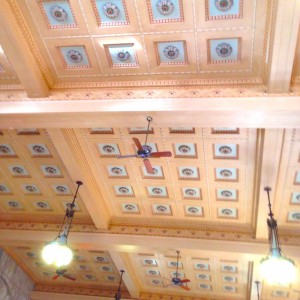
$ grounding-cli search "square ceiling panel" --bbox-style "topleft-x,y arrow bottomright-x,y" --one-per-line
39,0 -> 77,29
155,41 -> 187,65
104,43 -> 138,68
0,144 -> 17,158
92,0 -> 129,26
147,0 -> 184,23
214,143 -> 238,159
208,38 -> 241,64
215,167 -> 238,182
121,203 -> 140,214
57,45 -> 91,69
205,0 -> 243,21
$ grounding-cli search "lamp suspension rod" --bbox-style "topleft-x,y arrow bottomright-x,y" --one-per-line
70,181 -> 83,207
117,270 -> 125,295
255,281 -> 260,300
175,250 -> 180,279
264,187 -> 274,219
144,116 -> 152,146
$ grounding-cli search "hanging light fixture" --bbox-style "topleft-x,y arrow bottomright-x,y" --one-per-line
41,181 -> 83,267
260,187 -> 297,285
115,270 -> 125,300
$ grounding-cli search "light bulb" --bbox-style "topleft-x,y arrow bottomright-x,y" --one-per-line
260,256 -> 297,285
42,241 -> 73,267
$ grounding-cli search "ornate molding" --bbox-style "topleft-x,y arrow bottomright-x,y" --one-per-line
1,84 -> 299,102
7,0 -> 54,87
34,284 -> 131,298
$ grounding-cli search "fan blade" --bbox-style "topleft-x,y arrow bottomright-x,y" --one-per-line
132,138 -> 143,151
52,275 -> 59,280
179,285 -> 190,291
117,154 -> 138,159
63,275 -> 76,281
180,279 -> 190,283
143,159 -> 155,174
150,151 -> 172,158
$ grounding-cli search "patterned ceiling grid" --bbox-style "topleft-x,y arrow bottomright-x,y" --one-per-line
1,0 -> 267,87
0,128 -> 91,225
73,127 -> 257,229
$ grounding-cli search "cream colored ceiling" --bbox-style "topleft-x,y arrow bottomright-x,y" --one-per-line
1,0 -> 300,300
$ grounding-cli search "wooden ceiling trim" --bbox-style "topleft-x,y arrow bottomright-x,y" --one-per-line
0,0 -> 49,97
47,129 -> 110,229
266,0 -> 300,92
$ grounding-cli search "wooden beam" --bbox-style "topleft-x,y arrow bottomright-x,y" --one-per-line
1,97 -> 300,128
47,129 -> 110,229
0,1 -> 49,97
109,252 -> 141,298
1,230 -> 300,259
266,0 -> 300,92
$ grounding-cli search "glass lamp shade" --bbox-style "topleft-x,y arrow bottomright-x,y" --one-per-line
41,241 -> 73,267
260,255 -> 297,285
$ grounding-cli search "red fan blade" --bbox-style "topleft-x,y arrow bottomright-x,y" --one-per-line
63,275 -> 76,281
132,138 -> 143,151
52,275 -> 59,280
150,151 -> 172,158
180,279 -> 190,283
179,285 -> 190,291
117,154 -> 138,159
143,159 -> 155,174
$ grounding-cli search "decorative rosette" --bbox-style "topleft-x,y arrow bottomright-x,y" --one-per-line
216,42 -> 233,57
221,190 -> 232,197
220,169 -> 232,177
67,50 -> 83,63
178,145 -> 191,153
103,145 -> 115,153
116,50 -> 130,62
156,0 -> 175,16
50,5 -> 68,22
102,2 -> 120,19
214,0 -> 234,11
182,168 -> 194,176
163,45 -> 179,59
219,145 -> 232,154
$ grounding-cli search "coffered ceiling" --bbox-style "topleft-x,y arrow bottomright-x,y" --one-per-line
1,0 -> 300,300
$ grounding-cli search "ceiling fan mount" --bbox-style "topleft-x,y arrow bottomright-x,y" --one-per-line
52,269 -> 75,281
117,116 -> 172,174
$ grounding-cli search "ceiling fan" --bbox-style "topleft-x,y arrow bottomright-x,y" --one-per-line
52,269 -> 75,281
117,116 -> 172,174
163,251 -> 190,291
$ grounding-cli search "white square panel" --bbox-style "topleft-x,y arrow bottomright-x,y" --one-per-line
218,207 -> 238,218
147,186 -> 168,198
27,143 -> 51,157
215,168 -> 238,182
182,187 -> 202,199
41,165 -> 62,177
98,143 -> 120,157
216,188 -> 238,201
152,204 -> 172,215
178,166 -> 200,180
0,144 -> 17,157
185,206 -> 203,217
121,203 -> 140,214
174,143 -> 197,158
214,144 -> 238,159
221,264 -> 237,273
114,185 -> 134,197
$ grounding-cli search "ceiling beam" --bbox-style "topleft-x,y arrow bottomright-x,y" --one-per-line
47,129 -> 110,229
109,251 -> 141,298
30,291 -> 131,300
0,1 -> 49,97
266,0 -> 300,92
1,230 -> 299,259
1,97 -> 300,128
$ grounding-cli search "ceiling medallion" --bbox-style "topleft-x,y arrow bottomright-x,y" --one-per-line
12,167 -> 24,174
116,50 -> 131,62
214,0 -> 233,11
111,167 -> 123,175
178,145 -> 191,153
221,190 -> 232,197
102,145 -> 115,153
182,168 -> 194,176
221,208 -> 233,215
45,167 -> 57,174
102,2 -> 120,18
156,0 -> 175,15
56,186 -> 68,193
156,205 -> 167,212
292,212 -> 300,220
0,145 -> 11,154
36,202 -> 48,208
185,189 -> 196,196
219,145 -> 232,155
163,45 -> 179,59
8,201 -> 19,208
0,185 -> 8,192
124,204 -> 135,211
152,187 -> 163,195
32,145 -> 46,153
220,169 -> 232,177
50,5 -> 68,21
25,185 -> 38,193
188,207 -> 198,213
118,187 -> 129,194
67,50 -> 83,63
216,42 -> 233,57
